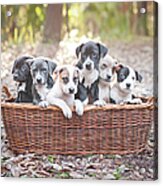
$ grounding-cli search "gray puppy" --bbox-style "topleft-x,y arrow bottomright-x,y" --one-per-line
30,57 -> 57,107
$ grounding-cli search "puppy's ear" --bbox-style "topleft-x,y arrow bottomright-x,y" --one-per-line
96,43 -> 108,58
76,61 -> 83,70
75,67 -> 82,83
76,43 -> 84,58
11,62 -> 16,74
113,63 -> 123,73
52,66 -> 65,80
47,75 -> 54,88
45,60 -> 57,75
22,56 -> 34,66
26,58 -> 34,66
135,71 -> 142,82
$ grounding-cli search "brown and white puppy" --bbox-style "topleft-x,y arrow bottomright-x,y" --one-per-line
46,65 -> 83,119
110,64 -> 143,104
94,55 -> 117,106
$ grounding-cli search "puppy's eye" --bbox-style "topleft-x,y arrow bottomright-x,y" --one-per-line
92,53 -> 97,58
22,66 -> 26,71
102,64 -> 107,68
120,74 -> 125,79
73,77 -> 78,84
132,77 -> 135,80
62,77 -> 69,84
33,69 -> 37,73
82,54 -> 86,60
41,68 -> 47,72
101,63 -> 107,70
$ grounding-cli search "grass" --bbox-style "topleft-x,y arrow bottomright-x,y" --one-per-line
47,155 -> 55,163
56,172 -> 71,179
113,167 -> 122,180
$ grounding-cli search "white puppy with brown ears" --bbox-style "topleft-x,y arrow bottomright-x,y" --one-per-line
94,55 -> 118,106
46,65 -> 83,119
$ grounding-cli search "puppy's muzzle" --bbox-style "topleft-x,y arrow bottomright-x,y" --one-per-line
36,77 -> 42,84
106,75 -> 111,81
13,74 -> 18,81
85,62 -> 92,70
126,83 -> 131,89
69,87 -> 75,94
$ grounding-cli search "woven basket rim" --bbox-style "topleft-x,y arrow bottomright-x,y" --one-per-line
1,96 -> 155,112
1,85 -> 156,111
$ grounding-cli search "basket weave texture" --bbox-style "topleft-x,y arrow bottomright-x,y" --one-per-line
1,97 -> 154,155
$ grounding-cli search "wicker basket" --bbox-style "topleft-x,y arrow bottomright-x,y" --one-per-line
1,87 -> 155,155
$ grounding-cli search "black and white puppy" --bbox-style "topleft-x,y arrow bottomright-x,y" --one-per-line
75,41 -> 108,105
30,57 -> 57,107
95,55 -> 117,106
12,55 -> 34,103
110,64 -> 143,104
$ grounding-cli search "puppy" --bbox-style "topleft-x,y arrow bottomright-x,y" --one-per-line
30,57 -> 57,107
46,65 -> 83,119
110,64 -> 143,104
94,55 -> 117,106
75,41 -> 108,105
12,55 -> 34,103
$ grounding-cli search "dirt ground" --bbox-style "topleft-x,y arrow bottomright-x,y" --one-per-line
1,37 -> 157,179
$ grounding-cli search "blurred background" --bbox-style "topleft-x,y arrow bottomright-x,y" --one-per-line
2,2 -> 156,46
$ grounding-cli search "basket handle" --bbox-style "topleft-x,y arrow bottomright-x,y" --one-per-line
2,85 -> 15,102
147,96 -> 157,110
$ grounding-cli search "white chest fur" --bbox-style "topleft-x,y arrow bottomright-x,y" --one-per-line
35,85 -> 49,100
18,82 -> 26,92
98,82 -> 110,103
110,85 -> 131,104
82,70 -> 99,88
62,95 -> 74,108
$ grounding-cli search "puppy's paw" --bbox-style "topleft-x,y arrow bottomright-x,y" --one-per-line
74,99 -> 84,116
62,107 -> 72,119
121,98 -> 142,105
39,101 -> 49,108
130,98 -> 142,104
120,101 -> 125,105
93,100 -> 106,107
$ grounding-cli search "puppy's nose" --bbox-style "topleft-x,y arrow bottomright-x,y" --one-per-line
107,75 -> 111,80
37,78 -> 42,84
69,87 -> 75,94
13,74 -> 18,80
126,83 -> 131,88
86,63 -> 92,70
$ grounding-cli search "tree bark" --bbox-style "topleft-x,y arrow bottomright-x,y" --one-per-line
43,4 -> 63,43
137,2 -> 148,36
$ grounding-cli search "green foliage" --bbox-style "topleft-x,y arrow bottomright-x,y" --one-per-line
1,4 -> 45,44
1,2 -> 154,46
56,172 -> 71,179
63,2 -> 154,41
48,155 -> 55,163
113,167 -> 122,180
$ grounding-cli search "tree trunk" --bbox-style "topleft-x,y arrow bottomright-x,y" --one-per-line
43,4 -> 63,43
137,2 -> 148,36
130,2 -> 138,35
